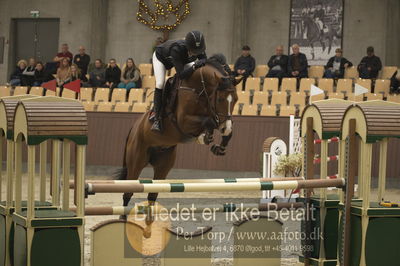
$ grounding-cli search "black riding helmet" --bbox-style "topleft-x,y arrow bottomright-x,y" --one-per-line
185,30 -> 206,55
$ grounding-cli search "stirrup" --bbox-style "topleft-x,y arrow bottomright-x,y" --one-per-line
149,111 -> 156,121
151,119 -> 162,132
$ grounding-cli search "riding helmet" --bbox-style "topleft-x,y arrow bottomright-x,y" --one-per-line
185,30 -> 206,55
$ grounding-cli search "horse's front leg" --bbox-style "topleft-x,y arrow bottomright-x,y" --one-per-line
211,120 -> 233,156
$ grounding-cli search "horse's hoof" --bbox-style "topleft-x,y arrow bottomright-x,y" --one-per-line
211,145 -> 226,156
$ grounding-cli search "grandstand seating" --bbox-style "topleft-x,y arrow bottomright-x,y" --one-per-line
308,66 -> 324,79
14,86 -> 28,95
61,89 -> 77,99
245,77 -> 261,91
263,78 -> 279,92
29,87 -> 44,96
344,66 -> 359,79
374,79 -> 391,95
111,89 -> 127,103
318,78 -> 334,93
254,65 -> 268,77
139,64 -> 152,76
281,78 -> 297,92
381,66 -> 397,79
241,105 -> 258,116
94,88 -> 110,102
299,78 -> 315,93
252,91 -> 268,106
0,86 -> 11,97
271,91 -> 287,106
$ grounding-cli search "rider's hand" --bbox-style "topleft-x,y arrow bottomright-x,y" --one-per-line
194,59 -> 206,69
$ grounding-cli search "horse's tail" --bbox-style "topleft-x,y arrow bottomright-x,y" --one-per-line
113,127 -> 132,181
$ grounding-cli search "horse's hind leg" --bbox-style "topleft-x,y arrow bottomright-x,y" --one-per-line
147,146 -> 177,203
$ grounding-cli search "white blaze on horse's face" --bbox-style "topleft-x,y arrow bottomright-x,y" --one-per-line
220,94 -> 233,136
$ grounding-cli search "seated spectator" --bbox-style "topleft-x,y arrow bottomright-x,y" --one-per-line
358,46 -> 382,79
69,64 -> 88,84
390,70 -> 400,94
324,48 -> 352,79
56,58 -> 71,87
73,46 -> 90,76
54,43 -> 73,64
33,62 -> 54,86
288,44 -> 308,78
105,59 -> 121,89
266,45 -> 288,80
21,57 -> 36,86
9,60 -> 27,86
87,59 -> 106,88
234,45 -> 255,78
118,58 -> 141,90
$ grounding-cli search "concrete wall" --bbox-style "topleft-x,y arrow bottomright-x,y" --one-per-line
0,0 -> 399,83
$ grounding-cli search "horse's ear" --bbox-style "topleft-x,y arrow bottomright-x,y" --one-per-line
233,76 -> 244,86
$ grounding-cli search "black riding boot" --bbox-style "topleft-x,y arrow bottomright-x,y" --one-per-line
151,88 -> 163,132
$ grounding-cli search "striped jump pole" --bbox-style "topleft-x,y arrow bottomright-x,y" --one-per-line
314,137 -> 340,144
85,178 -> 345,194
313,155 -> 339,164
71,202 -> 305,216
70,177 -> 304,189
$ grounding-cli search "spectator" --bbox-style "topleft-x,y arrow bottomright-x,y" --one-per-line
288,44 -> 308,78
105,59 -> 121,89
21,57 -> 36,86
390,70 -> 400,94
54,43 -> 73,63
358,46 -> 382,79
234,45 -> 255,78
73,46 -> 90,76
33,62 -> 54,86
56,58 -> 71,87
266,45 -> 288,80
324,48 -> 352,79
69,64 -> 88,84
87,59 -> 106,88
9,59 -> 27,86
118,58 -> 141,90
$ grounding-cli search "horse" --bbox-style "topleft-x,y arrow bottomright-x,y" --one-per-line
302,16 -> 340,60
115,61 -> 240,211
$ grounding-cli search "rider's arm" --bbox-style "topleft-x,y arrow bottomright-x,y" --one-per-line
171,48 -> 196,80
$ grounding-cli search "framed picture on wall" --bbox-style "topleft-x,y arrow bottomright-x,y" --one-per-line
289,0 -> 344,65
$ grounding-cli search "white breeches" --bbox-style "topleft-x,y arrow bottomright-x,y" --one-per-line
152,52 -> 166,89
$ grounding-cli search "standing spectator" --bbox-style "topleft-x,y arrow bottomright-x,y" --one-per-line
390,70 -> 400,94
87,59 -> 106,88
33,62 -> 54,86
288,44 -> 308,78
118,58 -> 141,91
266,45 -> 288,81
324,48 -> 352,78
54,43 -> 73,63
21,57 -> 36,86
9,60 -> 27,86
358,46 -> 382,79
105,59 -> 121,89
73,46 -> 90,76
234,45 -> 255,90
56,58 -> 71,87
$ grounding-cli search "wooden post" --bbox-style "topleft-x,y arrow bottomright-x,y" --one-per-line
62,140 -> 71,211
75,144 -> 86,266
51,139 -> 61,206
39,141 -> 47,202
27,145 -> 36,219
377,138 -> 388,202
6,140 -> 14,207
14,139 -> 22,214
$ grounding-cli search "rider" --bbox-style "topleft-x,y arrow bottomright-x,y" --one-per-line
313,3 -> 325,35
150,30 -> 207,132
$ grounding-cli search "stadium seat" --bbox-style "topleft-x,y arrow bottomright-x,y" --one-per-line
337,79 -> 353,94
80,87 -> 93,101
381,66 -> 397,79
142,75 -> 156,90
245,77 -> 261,91
29,87 -> 44,96
82,101 -> 96,111
355,78 -> 372,92
346,93 -> 364,102
0,86 -> 11,97
111,89 -> 127,103
237,91 -> 251,104
308,66 -> 324,79
344,66 -> 359,79
374,79 -> 391,96
233,104 -> 241,115
138,64 -> 152,76
97,102 -> 113,112
260,105 -> 277,116
299,78 -> 316,93
254,65 -> 269,77
263,78 -> 279,92
241,105 -> 258,116
365,93 -> 383,101
94,88 -> 110,102
252,91 -> 268,106
279,106 -> 296,117
281,78 -> 297,92
114,102 -> 132,112
327,92 -> 345,99
61,89 -> 77,99
128,89 -> 144,103
13,86 -> 28,96
310,93 -> 326,102
290,92 -> 306,106
318,78 -> 334,93
45,88 -> 60,96
271,91 -> 287,106
132,102 -> 149,113
386,94 -> 400,103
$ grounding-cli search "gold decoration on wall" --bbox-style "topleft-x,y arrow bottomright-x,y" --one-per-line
137,0 -> 191,31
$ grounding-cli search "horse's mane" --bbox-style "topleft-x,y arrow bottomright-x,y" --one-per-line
205,59 -> 227,76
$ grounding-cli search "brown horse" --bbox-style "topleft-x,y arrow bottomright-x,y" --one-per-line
116,62 -> 239,208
